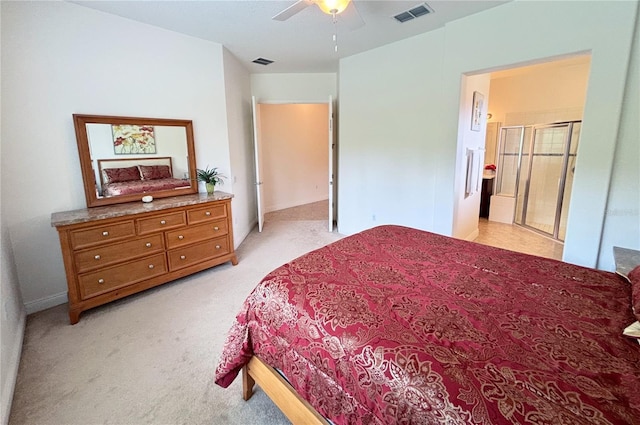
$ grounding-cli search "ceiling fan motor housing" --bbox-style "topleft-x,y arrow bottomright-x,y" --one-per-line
317,0 -> 351,15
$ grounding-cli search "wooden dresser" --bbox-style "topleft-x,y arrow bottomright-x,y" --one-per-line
51,193 -> 238,324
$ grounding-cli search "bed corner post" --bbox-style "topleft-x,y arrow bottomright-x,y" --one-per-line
242,362 -> 255,401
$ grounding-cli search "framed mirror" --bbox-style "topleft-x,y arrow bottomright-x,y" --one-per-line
73,114 -> 197,208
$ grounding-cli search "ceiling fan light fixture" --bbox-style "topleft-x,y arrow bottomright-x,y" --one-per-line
317,0 -> 351,15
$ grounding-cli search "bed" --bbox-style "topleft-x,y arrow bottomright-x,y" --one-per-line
215,225 -> 640,424
97,157 -> 190,197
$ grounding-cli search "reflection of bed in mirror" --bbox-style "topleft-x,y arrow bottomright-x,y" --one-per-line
74,114 -> 198,207
97,156 -> 190,197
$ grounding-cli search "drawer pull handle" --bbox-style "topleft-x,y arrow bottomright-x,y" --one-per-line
102,231 -> 109,236
178,235 -> 184,240
205,211 -> 211,216
213,226 -> 219,231
215,245 -> 221,249
148,264 -> 155,269
180,255 -> 186,260
94,255 -> 101,260
98,278 -> 105,284
160,220 -> 166,225
146,242 -> 152,247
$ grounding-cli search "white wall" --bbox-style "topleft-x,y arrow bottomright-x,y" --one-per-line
260,104 -> 329,212
1,7 -> 27,423
338,29 -> 446,235
599,14 -> 640,270
251,73 -> 337,102
0,1 -> 236,312
223,47 -> 256,246
452,75 -> 491,241
338,0 -> 639,270
0,220 -> 26,425
1,185 -> 27,425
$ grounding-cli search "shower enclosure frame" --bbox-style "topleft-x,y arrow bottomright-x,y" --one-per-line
494,125 -> 526,199
494,121 -> 581,242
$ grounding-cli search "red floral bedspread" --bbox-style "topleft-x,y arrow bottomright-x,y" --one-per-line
215,225 -> 640,424
102,178 -> 189,196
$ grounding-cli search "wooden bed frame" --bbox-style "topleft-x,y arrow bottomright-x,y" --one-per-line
242,356 -> 329,425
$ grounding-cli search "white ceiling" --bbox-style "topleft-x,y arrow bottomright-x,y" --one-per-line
71,0 -> 509,74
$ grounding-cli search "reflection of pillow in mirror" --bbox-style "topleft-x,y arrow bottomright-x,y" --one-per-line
139,165 -> 172,180
103,166 -> 141,184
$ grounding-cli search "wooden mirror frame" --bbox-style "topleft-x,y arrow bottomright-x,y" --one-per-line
73,114 -> 197,208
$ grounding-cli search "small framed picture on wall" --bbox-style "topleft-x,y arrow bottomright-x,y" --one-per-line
471,91 -> 484,131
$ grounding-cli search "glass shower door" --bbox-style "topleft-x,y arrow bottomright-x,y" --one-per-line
522,124 -> 572,238
494,126 -> 524,197
514,126 -> 532,226
558,122 -> 581,240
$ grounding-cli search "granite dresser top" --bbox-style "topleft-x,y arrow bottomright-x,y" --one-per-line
613,246 -> 640,282
51,192 -> 234,227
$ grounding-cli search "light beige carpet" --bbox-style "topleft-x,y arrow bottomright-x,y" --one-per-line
265,200 -> 329,222
9,218 -> 343,425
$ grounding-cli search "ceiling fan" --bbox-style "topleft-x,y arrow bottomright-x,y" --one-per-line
272,0 -> 365,31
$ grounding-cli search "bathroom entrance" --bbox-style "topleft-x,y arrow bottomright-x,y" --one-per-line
494,121 -> 581,241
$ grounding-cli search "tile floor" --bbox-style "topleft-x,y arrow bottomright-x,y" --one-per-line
475,218 -> 564,260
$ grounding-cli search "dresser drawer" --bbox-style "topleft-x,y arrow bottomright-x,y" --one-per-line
70,221 -> 136,250
136,211 -> 186,235
165,219 -> 229,249
167,237 -> 229,271
74,234 -> 165,273
187,204 -> 227,224
78,253 -> 167,300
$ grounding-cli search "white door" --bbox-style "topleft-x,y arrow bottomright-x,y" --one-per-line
252,96 -> 265,232
328,96 -> 334,232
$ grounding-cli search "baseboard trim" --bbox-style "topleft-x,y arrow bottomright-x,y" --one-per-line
464,228 -> 480,241
24,291 -> 68,315
1,310 -> 26,425
234,219 -> 257,247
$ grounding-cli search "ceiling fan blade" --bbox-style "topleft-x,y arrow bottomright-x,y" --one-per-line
272,0 -> 314,21
338,1 -> 365,31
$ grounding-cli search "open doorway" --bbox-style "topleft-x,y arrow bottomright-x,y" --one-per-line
251,100 -> 335,231
474,55 -> 591,259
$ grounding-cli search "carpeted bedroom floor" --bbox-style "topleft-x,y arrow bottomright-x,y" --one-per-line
9,201 -> 561,424
9,202 -> 341,425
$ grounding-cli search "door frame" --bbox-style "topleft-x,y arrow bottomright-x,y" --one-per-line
251,98 -> 335,231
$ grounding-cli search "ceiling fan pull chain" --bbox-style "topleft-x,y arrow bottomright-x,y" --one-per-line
333,12 -> 339,52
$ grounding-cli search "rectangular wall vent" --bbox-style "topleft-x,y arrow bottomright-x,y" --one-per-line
394,11 -> 415,23
252,58 -> 274,65
393,3 -> 433,23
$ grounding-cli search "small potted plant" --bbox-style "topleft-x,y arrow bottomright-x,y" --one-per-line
196,166 -> 225,194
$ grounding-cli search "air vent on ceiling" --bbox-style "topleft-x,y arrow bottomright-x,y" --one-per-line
252,57 -> 274,66
393,3 -> 434,23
